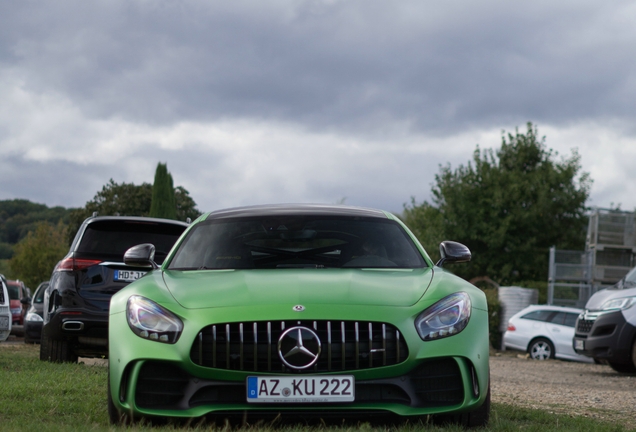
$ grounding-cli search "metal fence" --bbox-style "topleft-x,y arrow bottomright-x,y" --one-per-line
548,208 -> 636,307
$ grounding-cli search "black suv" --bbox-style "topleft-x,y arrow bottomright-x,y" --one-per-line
40,215 -> 188,362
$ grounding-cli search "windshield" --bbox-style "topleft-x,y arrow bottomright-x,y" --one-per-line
168,216 -> 426,270
620,266 -> 636,287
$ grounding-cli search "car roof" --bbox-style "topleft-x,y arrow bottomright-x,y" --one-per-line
85,215 -> 189,226
513,304 -> 584,317
204,204 -> 389,220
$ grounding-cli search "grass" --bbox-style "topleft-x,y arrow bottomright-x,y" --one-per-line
0,343 -> 632,432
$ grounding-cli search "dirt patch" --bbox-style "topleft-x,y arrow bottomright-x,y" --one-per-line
491,351 -> 636,428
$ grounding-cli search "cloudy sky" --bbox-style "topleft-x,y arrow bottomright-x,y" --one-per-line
1,0 -> 635,215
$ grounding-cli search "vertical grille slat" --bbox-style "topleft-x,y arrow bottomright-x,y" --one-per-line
267,322 -> 272,372
355,322 -> 360,369
327,321 -> 332,371
191,320 -> 408,373
239,323 -> 244,371
212,325 -> 217,368
382,323 -> 387,366
225,324 -> 230,368
253,322 -> 258,371
341,321 -> 346,370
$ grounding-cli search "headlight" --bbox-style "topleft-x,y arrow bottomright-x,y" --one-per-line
415,292 -> 471,341
126,296 -> 183,344
601,296 -> 636,311
25,312 -> 43,322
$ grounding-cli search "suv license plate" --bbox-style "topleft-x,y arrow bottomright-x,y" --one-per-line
0,316 -> 8,330
574,339 -> 584,350
114,270 -> 146,282
247,376 -> 354,403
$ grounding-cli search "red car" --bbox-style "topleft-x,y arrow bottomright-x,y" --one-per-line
6,280 -> 29,325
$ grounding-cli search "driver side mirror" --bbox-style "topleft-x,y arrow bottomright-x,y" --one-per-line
124,243 -> 159,269
436,241 -> 471,267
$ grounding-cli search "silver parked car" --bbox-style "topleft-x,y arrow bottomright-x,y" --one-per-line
503,304 -> 593,363
0,275 -> 12,342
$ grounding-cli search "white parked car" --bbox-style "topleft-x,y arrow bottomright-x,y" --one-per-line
503,304 -> 593,363
0,275 -> 12,342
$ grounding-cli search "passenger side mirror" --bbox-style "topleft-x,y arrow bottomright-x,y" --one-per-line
124,243 -> 159,269
436,241 -> 471,267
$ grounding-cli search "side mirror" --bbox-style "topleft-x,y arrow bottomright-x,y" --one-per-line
20,297 -> 31,306
124,243 -> 159,269
436,241 -> 471,267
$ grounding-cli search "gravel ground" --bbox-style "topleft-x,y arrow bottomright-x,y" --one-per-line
492,350 -> 636,429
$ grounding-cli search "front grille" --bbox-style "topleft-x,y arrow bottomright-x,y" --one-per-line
190,320 -> 408,372
577,319 -> 595,334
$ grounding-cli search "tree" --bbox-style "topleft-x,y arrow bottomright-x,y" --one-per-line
404,123 -> 591,285
10,221 -> 68,288
149,163 -> 177,219
67,177 -> 201,244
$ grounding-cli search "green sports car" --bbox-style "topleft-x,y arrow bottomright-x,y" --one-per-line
108,204 -> 490,426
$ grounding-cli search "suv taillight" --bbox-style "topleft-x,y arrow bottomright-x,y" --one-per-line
56,257 -> 103,272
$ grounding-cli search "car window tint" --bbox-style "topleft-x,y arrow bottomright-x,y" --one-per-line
563,313 -> 579,327
34,285 -> 47,304
520,310 -> 553,322
7,285 -> 19,300
549,312 -> 566,325
77,220 -> 186,263
169,216 -> 427,270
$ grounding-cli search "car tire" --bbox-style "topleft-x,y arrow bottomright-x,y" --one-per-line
432,381 -> 490,428
607,361 -> 636,373
39,325 -> 78,363
528,337 -> 554,360
108,373 -> 125,425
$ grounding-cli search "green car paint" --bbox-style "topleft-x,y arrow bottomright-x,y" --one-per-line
108,205 -> 490,425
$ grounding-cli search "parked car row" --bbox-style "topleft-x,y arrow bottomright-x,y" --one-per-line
503,265 -> 636,374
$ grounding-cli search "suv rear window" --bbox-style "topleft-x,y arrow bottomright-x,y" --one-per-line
77,220 -> 186,263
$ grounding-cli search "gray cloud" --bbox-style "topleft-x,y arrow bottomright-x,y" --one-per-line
1,0 -> 635,214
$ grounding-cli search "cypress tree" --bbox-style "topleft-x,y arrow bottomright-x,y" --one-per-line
149,162 -> 177,219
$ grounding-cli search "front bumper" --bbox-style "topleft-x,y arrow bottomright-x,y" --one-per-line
108,305 -> 490,420
573,309 -> 636,363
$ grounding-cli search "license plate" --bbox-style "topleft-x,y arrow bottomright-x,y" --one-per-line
574,339 -> 584,350
114,270 -> 146,282
247,376 -> 354,403
0,316 -> 9,330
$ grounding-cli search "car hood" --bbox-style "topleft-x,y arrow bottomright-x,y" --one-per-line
162,268 -> 434,309
585,286 -> 636,310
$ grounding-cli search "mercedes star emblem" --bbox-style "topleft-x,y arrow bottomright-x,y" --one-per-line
278,326 -> 321,369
